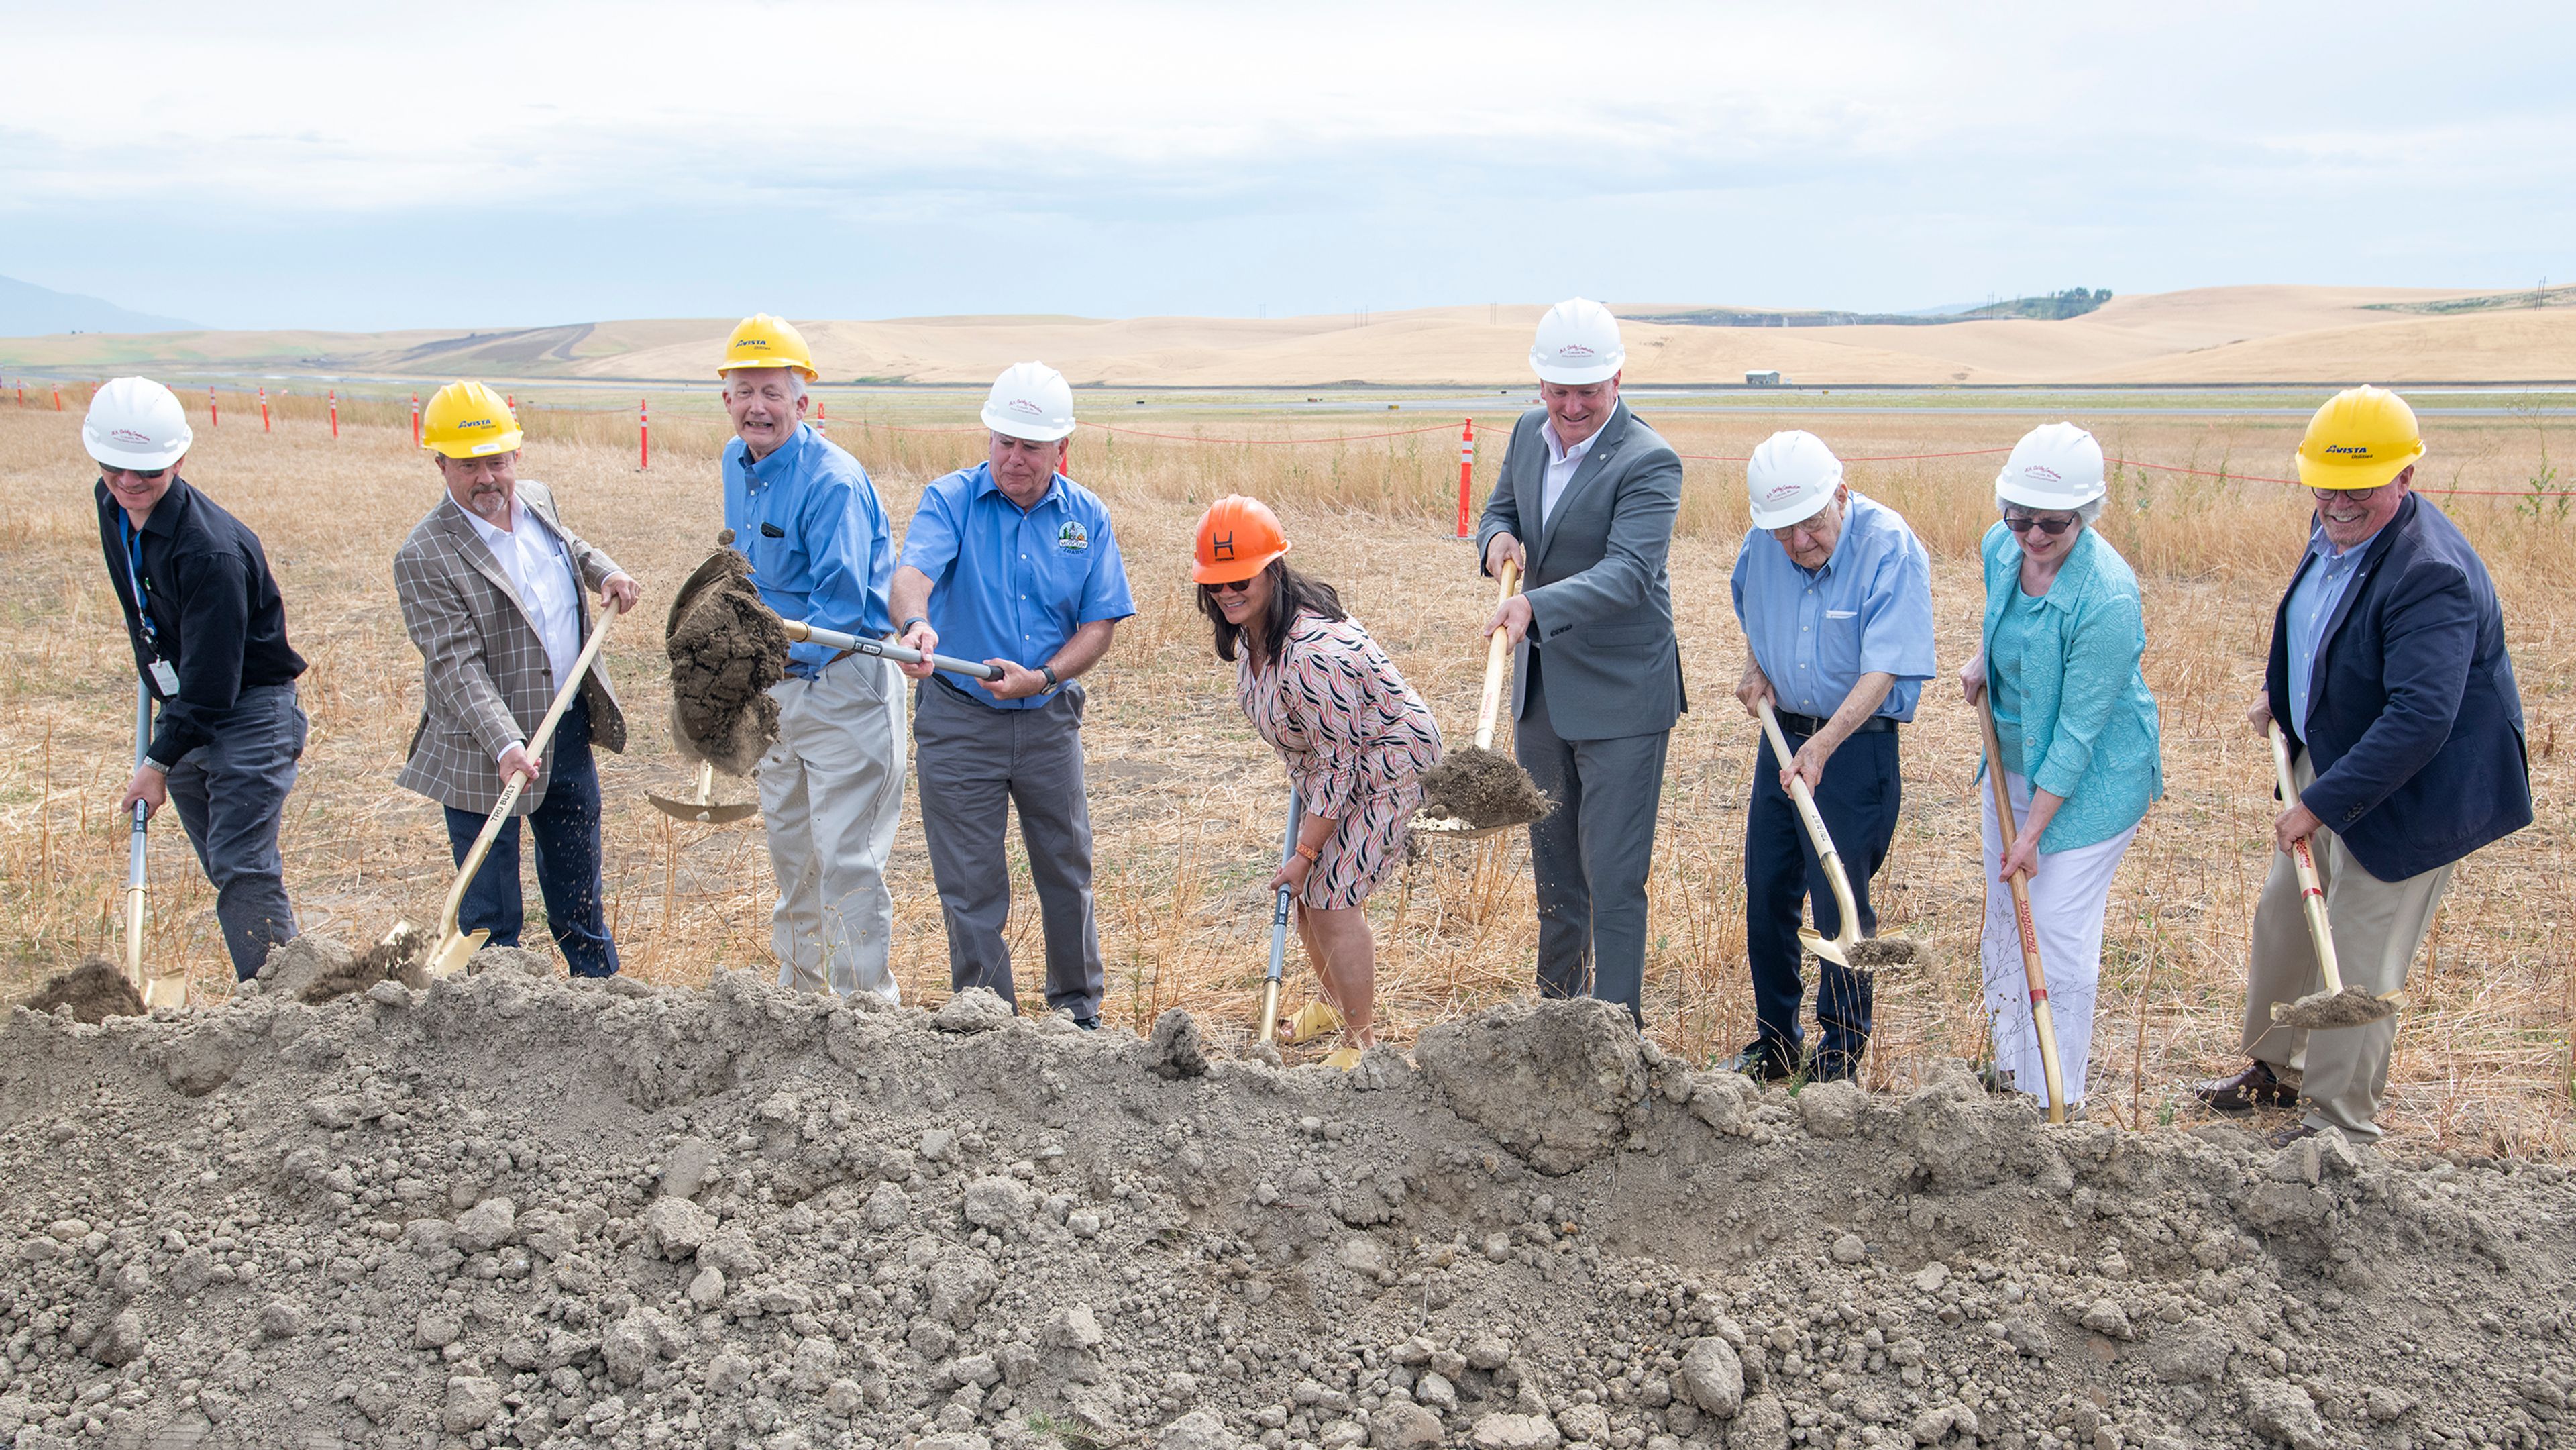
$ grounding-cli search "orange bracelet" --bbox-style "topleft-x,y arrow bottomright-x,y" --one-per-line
1295,841 -> 1322,864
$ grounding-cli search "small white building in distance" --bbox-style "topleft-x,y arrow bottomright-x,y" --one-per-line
1746,370 -> 1784,386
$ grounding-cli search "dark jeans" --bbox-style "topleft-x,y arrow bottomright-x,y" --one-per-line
1745,725 -> 1901,1074
164,683 -> 307,980
441,696 -> 617,977
1515,652 -> 1671,1024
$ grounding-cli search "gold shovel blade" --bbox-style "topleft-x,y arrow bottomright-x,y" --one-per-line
140,971 -> 188,1011
1410,809 -> 1516,841
425,927 -> 490,980
1800,927 -> 1853,969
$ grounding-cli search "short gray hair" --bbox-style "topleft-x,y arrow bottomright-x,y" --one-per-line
1998,495 -> 2104,527
723,368 -> 806,401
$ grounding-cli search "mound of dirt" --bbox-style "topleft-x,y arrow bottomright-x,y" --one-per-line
2272,986 -> 2398,1031
2,958 -> 2570,1450
21,960 -> 142,1024
1417,747 -> 1553,831
666,548 -> 786,778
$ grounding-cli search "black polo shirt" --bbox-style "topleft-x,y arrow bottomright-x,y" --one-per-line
95,476 -> 305,765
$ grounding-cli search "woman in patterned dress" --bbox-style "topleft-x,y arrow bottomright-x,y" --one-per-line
1193,496 -> 1442,1061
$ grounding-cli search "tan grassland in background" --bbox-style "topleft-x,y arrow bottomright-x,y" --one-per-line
11,284 -> 2576,385
0,391 -> 2567,1159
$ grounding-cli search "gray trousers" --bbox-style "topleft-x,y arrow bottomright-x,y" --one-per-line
913,678 -> 1104,1018
2243,748 -> 2454,1142
1515,653 -> 1670,1023
760,652 -> 906,1001
164,683 -> 307,979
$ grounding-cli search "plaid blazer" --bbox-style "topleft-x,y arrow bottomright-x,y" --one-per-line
394,482 -> 628,814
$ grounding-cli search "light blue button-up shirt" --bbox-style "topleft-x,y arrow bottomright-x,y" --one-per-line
2284,523 -> 2365,737
897,463 -> 1136,711
722,424 -> 892,678
1729,492 -> 1937,722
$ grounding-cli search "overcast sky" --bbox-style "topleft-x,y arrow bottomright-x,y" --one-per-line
6,1 -> 2571,331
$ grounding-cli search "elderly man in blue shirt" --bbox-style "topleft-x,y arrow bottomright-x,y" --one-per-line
1727,431 -> 1937,1083
891,362 -> 1135,1026
716,314 -> 905,1002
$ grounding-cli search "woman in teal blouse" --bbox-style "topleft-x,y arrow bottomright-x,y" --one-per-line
1960,423 -> 2163,1112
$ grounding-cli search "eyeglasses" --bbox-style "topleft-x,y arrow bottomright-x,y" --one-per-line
2004,512 -> 2076,536
1203,579 -> 1253,597
103,466 -> 168,481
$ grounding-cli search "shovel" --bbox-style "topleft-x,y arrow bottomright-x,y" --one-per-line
1977,692 -> 2068,1123
405,601 -> 617,979
1256,790 -> 1303,1049
124,681 -> 188,1009
1414,558 -> 1549,839
779,619 -> 1003,682
2267,722 -> 2398,1031
1754,697 -> 1869,972
646,761 -> 759,825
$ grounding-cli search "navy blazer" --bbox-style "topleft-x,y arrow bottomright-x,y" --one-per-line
2265,492 -> 2530,881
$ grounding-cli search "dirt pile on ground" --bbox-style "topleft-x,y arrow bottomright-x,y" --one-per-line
1842,939 -> 1931,971
3,963 -> 2571,1450
1417,748 -> 1552,831
22,961 -> 142,1025
665,547 -> 786,777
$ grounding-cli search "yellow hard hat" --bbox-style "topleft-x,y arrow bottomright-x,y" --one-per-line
2296,384 -> 2426,490
717,313 -> 818,380
421,381 -> 523,459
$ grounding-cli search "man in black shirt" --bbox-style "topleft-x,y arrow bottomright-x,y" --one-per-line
88,377 -> 309,980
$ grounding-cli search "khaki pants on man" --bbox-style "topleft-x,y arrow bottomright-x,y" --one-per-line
760,652 -> 907,1000
2243,749 -> 2453,1142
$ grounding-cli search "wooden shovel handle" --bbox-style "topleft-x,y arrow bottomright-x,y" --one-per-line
2268,722 -> 2347,996
1978,692 -> 2067,1123
1473,559 -> 1520,752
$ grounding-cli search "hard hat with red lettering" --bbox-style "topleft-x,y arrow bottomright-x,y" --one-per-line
2296,385 -> 2425,490
1746,430 -> 1845,530
83,376 -> 194,470
1994,423 -> 2106,511
1193,495 -> 1289,584
981,361 -> 1077,442
1529,298 -> 1625,385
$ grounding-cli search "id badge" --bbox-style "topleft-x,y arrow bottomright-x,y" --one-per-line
148,659 -> 180,695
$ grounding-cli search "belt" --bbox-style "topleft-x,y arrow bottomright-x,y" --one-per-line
1776,711 -> 1898,737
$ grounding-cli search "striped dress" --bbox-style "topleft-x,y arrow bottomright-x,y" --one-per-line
1238,611 -> 1444,910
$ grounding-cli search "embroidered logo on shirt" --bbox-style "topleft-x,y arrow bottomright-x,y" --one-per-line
1057,520 -> 1091,552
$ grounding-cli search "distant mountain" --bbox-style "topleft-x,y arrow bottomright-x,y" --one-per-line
0,274 -> 197,338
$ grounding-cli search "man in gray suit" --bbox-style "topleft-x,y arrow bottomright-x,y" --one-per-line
1477,298 -> 1686,1022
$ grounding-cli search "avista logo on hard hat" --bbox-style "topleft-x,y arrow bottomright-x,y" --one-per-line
2324,443 -> 2374,457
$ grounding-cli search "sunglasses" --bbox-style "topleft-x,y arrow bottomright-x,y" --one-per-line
1202,578 -> 1254,597
2004,512 -> 2076,537
103,466 -> 168,481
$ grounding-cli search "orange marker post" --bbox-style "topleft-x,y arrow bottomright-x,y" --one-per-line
52,385 -> 63,411
410,394 -> 421,448
639,398 -> 650,472
259,386 -> 270,432
329,391 -> 339,440
1455,417 -> 1477,539
816,400 -> 828,435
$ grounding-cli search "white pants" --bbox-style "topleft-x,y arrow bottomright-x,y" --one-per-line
760,652 -> 906,1001
1979,770 -> 2139,1106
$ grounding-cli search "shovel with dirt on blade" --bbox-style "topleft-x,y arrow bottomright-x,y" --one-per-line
1412,558 -> 1552,839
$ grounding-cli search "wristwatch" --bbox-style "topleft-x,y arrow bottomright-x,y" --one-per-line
1040,664 -> 1061,692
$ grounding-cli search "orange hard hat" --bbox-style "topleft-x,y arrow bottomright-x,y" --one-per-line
1193,495 -> 1289,584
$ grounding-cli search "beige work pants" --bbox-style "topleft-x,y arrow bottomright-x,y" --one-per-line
2242,749 -> 2453,1141
760,652 -> 907,1002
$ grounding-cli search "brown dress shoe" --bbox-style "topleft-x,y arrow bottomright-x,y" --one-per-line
2193,1060 -> 2298,1115
2267,1123 -> 2320,1149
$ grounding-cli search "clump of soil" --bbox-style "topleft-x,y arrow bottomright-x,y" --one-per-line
1417,745 -> 1553,830
666,545 -> 786,776
3,966 -> 2571,1450
2273,985 -> 2399,1030
21,959 -> 142,1023
1845,936 -> 1933,970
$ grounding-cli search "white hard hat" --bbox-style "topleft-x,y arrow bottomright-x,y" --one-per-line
1746,430 -> 1845,531
981,361 -> 1076,442
83,376 -> 194,471
1995,422 -> 2106,511
1529,298 -> 1625,385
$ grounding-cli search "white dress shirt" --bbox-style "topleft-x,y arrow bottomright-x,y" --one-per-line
461,497 -> 583,755
1540,417 -> 1605,525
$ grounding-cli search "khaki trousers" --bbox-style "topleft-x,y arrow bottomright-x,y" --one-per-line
2243,749 -> 2453,1141
760,652 -> 907,1002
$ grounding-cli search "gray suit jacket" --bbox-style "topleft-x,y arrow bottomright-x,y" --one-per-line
394,482 -> 627,815
1474,401 -> 1686,740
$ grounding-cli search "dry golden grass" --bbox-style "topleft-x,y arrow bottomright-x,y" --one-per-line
1,392 -> 2567,1159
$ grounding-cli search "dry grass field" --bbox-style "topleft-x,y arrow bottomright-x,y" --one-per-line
1,389 -> 2568,1157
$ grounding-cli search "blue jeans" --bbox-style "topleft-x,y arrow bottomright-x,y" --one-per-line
165,683 -> 307,979
1744,727 -> 1901,1075
441,696 -> 617,977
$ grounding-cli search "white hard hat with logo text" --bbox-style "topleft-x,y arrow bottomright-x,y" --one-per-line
1995,423 -> 2106,511
83,376 -> 195,471
1746,430 -> 1845,530
1529,298 -> 1625,385
981,361 -> 1077,442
